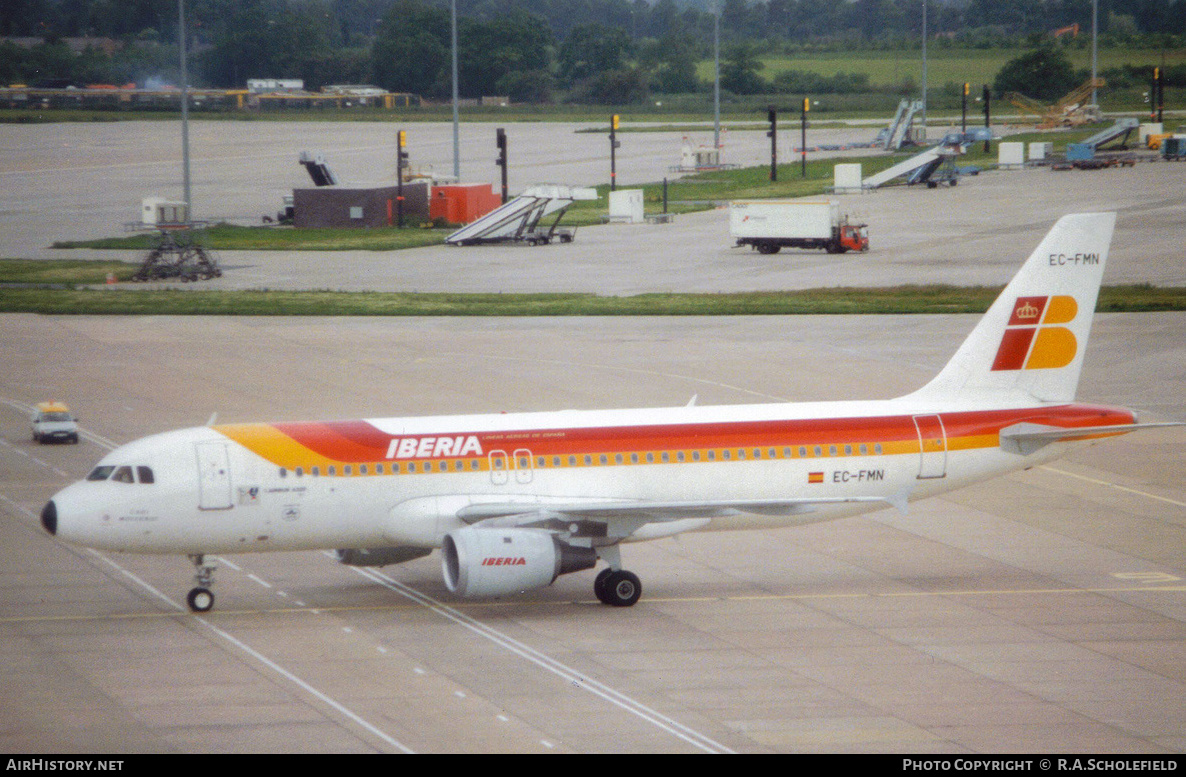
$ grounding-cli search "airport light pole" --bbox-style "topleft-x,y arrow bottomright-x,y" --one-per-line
982,85 -> 991,153
178,0 -> 191,222
397,130 -> 408,228
800,98 -> 808,178
713,4 -> 721,151
920,0 -> 927,142
496,128 -> 508,204
1091,0 -> 1098,108
767,107 -> 777,182
451,0 -> 460,181
609,114 -> 619,191
962,82 -> 968,133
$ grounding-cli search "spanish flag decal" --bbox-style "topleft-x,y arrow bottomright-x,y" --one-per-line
808,472 -> 824,484
991,295 -> 1079,371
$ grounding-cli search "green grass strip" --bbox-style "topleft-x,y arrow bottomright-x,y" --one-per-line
50,224 -> 452,252
0,285 -> 1182,317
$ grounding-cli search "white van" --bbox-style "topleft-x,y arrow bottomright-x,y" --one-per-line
32,402 -> 79,444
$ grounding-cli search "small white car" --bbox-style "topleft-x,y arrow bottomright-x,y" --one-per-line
32,402 -> 79,444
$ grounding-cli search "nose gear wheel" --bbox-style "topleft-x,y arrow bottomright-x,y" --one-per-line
186,554 -> 217,612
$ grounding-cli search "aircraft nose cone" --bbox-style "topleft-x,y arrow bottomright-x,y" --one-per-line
41,500 -> 57,535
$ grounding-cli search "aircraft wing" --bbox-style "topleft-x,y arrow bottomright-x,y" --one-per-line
456,492 -> 910,541
999,422 -> 1182,455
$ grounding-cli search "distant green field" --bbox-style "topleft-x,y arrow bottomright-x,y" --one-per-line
760,48 -> 1184,84
701,46 -> 1186,101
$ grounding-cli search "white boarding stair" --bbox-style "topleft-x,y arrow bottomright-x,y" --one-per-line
446,184 -> 597,245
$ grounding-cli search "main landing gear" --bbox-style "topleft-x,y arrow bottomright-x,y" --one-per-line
592,545 -> 642,607
186,554 -> 216,612
593,568 -> 642,606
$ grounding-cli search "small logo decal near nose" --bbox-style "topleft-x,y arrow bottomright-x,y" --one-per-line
992,295 -> 1079,371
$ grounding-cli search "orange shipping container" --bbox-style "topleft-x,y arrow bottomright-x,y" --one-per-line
430,184 -> 501,224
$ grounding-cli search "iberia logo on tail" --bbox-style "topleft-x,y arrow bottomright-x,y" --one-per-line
991,295 -> 1079,371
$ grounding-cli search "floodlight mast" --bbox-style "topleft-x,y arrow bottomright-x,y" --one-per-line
1091,0 -> 1098,107
713,3 -> 720,151
920,0 -> 927,143
178,0 -> 191,223
451,0 -> 460,181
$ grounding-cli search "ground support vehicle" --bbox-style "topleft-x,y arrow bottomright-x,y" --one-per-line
730,199 -> 869,255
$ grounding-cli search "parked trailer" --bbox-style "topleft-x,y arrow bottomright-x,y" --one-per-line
1162,136 -> 1186,161
730,199 -> 868,255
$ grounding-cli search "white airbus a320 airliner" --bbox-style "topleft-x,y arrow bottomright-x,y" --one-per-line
41,213 -> 1170,612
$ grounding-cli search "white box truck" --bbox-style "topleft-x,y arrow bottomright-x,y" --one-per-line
730,199 -> 868,255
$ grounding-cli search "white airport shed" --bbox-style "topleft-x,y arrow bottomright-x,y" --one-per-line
247,79 -> 304,93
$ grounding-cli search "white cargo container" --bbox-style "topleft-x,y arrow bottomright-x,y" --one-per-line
998,141 -> 1025,169
141,197 -> 188,226
833,163 -> 863,193
729,199 -> 868,254
608,189 -> 644,223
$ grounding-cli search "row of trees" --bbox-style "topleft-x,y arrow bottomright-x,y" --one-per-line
5,0 -> 1186,45
2,0 -> 1183,102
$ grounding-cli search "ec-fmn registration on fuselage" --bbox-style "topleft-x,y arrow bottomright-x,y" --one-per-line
40,213 -> 1173,612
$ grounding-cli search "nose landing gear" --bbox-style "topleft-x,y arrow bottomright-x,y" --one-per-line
186,554 -> 216,612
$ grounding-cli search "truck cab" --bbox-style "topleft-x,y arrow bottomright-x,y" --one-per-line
32,402 -> 79,444
837,222 -> 869,253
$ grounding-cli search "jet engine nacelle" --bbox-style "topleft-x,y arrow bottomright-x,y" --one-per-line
442,526 -> 597,598
334,546 -> 433,567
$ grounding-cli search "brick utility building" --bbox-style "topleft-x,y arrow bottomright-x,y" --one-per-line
293,182 -> 430,228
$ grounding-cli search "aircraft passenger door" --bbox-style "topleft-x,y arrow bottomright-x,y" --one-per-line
489,450 -> 509,485
513,448 -> 534,484
912,415 -> 948,480
195,441 -> 234,510
487,449 -> 533,485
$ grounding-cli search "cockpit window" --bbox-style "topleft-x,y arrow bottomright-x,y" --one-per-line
86,465 -> 154,484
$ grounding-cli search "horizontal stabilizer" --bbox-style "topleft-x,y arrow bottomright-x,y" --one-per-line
1000,421 -> 1183,455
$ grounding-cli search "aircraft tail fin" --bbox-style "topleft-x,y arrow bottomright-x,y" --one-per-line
909,212 -> 1116,404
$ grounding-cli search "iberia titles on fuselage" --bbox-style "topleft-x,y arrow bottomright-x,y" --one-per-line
40,213 -> 1171,612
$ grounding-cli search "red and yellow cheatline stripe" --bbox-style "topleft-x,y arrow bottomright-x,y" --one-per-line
210,405 -> 1135,473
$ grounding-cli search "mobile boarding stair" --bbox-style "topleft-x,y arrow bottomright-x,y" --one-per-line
1061,118 -> 1141,167
874,99 -> 925,151
1081,117 -> 1140,151
863,128 -> 992,190
445,185 -> 598,246
298,151 -> 339,186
